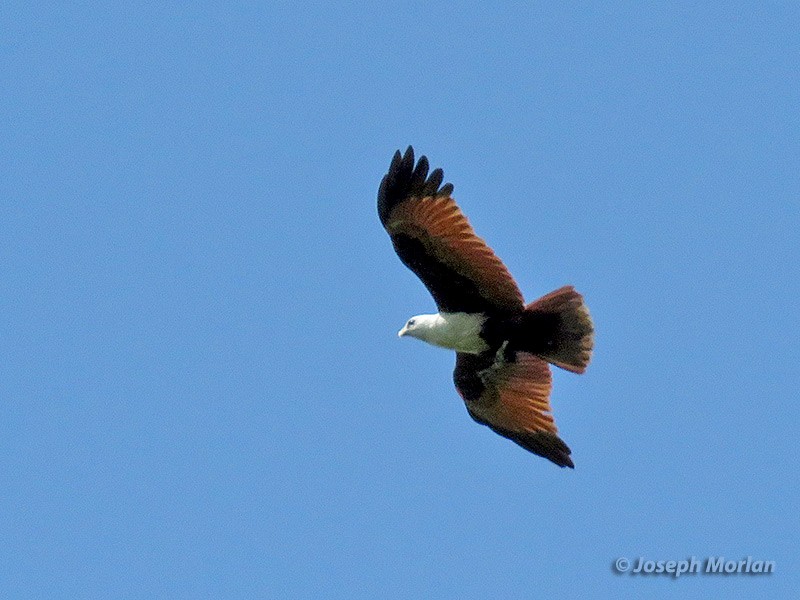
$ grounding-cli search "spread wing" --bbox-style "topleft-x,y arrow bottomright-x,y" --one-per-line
378,147 -> 524,314
453,350 -> 573,468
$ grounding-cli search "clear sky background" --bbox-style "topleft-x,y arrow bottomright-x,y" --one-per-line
4,3 -> 798,599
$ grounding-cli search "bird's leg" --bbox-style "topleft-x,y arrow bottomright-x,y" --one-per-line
478,341 -> 510,383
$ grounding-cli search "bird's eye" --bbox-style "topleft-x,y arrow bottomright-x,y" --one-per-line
408,319 -> 416,327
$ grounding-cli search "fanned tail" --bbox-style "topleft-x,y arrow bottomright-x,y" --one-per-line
516,286 -> 594,373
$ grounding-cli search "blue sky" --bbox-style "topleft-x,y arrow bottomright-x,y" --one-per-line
3,2 -> 798,598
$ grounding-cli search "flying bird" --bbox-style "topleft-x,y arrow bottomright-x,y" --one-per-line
378,147 -> 593,468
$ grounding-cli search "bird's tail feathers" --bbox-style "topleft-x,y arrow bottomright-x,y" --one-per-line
519,286 -> 594,373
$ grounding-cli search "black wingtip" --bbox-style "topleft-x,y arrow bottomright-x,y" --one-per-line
377,147 -> 454,225
493,427 -> 574,468
513,432 -> 574,468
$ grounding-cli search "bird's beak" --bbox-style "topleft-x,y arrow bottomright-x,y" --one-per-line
398,325 -> 408,338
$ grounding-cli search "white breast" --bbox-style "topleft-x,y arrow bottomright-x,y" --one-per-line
425,312 -> 489,354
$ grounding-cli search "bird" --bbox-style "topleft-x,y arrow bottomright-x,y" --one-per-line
377,147 -> 593,468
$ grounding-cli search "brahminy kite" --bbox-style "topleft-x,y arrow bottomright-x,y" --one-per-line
378,147 -> 594,468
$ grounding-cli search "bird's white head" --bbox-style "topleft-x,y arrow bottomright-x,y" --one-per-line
397,314 -> 440,343
397,311 -> 489,353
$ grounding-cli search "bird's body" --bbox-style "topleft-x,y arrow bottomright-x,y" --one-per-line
378,147 -> 593,468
